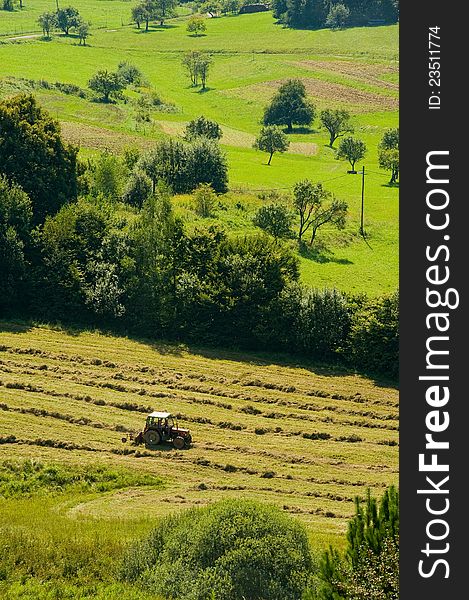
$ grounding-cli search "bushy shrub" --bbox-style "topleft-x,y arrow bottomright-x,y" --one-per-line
193,183 -> 217,217
53,81 -> 88,98
346,291 -> 399,378
256,285 -> 351,360
138,137 -> 228,194
325,4 -> 350,29
122,169 -> 152,207
121,499 -> 313,600
117,61 -> 146,86
252,202 -> 294,241
184,115 -> 223,141
187,136 -> 228,193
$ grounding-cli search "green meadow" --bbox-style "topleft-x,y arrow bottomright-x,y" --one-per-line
1,11 -> 398,295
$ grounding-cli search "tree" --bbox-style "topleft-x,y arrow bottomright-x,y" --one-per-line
197,54 -> 211,90
293,179 -> 347,245
122,169 -> 152,207
181,51 -> 212,91
253,125 -> 290,165
2,0 -> 17,10
337,136 -> 367,172
379,127 -> 399,151
131,3 -> 149,30
127,188 -> 185,333
37,11 -> 56,37
200,0 -> 222,16
220,0 -> 240,14
56,6 -> 81,35
0,176 -> 32,313
91,150 -> 123,201
318,486 -> 399,600
347,291 -> 399,378
182,50 -> 202,86
263,79 -> 315,133
88,70 -> 126,102
122,499 -> 313,600
193,183 -> 217,217
320,108 -> 353,147
76,20 -> 90,45
139,137 -> 227,195
325,3 -> 350,28
117,61 -> 145,86
186,15 -> 207,36
271,0 -> 288,19
188,137 -> 228,193
34,198 -> 130,321
274,0 -> 398,30
253,203 -> 293,241
184,115 -> 222,141
138,139 -> 190,193
379,148 -> 399,184
0,94 -> 78,223
153,0 -> 177,26
122,145 -> 141,171
378,128 -> 399,183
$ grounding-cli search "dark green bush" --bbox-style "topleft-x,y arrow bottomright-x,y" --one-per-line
256,285 -> 351,360
345,291 -> 399,378
121,499 -> 313,600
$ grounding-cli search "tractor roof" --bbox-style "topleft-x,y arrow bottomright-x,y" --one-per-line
147,411 -> 172,419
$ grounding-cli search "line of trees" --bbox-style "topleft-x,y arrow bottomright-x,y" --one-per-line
37,6 -> 91,43
0,95 -> 398,379
272,0 -> 399,30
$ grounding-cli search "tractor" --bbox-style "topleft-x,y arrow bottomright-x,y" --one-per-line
122,411 -> 192,450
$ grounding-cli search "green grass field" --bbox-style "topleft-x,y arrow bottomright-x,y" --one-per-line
0,10 -> 398,295
0,321 -> 398,595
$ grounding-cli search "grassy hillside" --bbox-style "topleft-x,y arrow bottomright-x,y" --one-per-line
0,322 -> 398,545
0,11 -> 398,295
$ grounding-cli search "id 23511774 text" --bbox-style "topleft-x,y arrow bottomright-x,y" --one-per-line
428,26 -> 441,110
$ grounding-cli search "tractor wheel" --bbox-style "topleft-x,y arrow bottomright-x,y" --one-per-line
145,429 -> 161,449
173,436 -> 185,450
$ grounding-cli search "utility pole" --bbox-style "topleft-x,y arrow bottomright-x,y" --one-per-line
360,165 -> 365,236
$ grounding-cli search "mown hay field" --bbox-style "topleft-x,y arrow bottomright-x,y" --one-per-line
0,322 -> 398,550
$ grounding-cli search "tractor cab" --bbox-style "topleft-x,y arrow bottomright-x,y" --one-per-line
145,412 -> 174,438
141,411 -> 192,449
